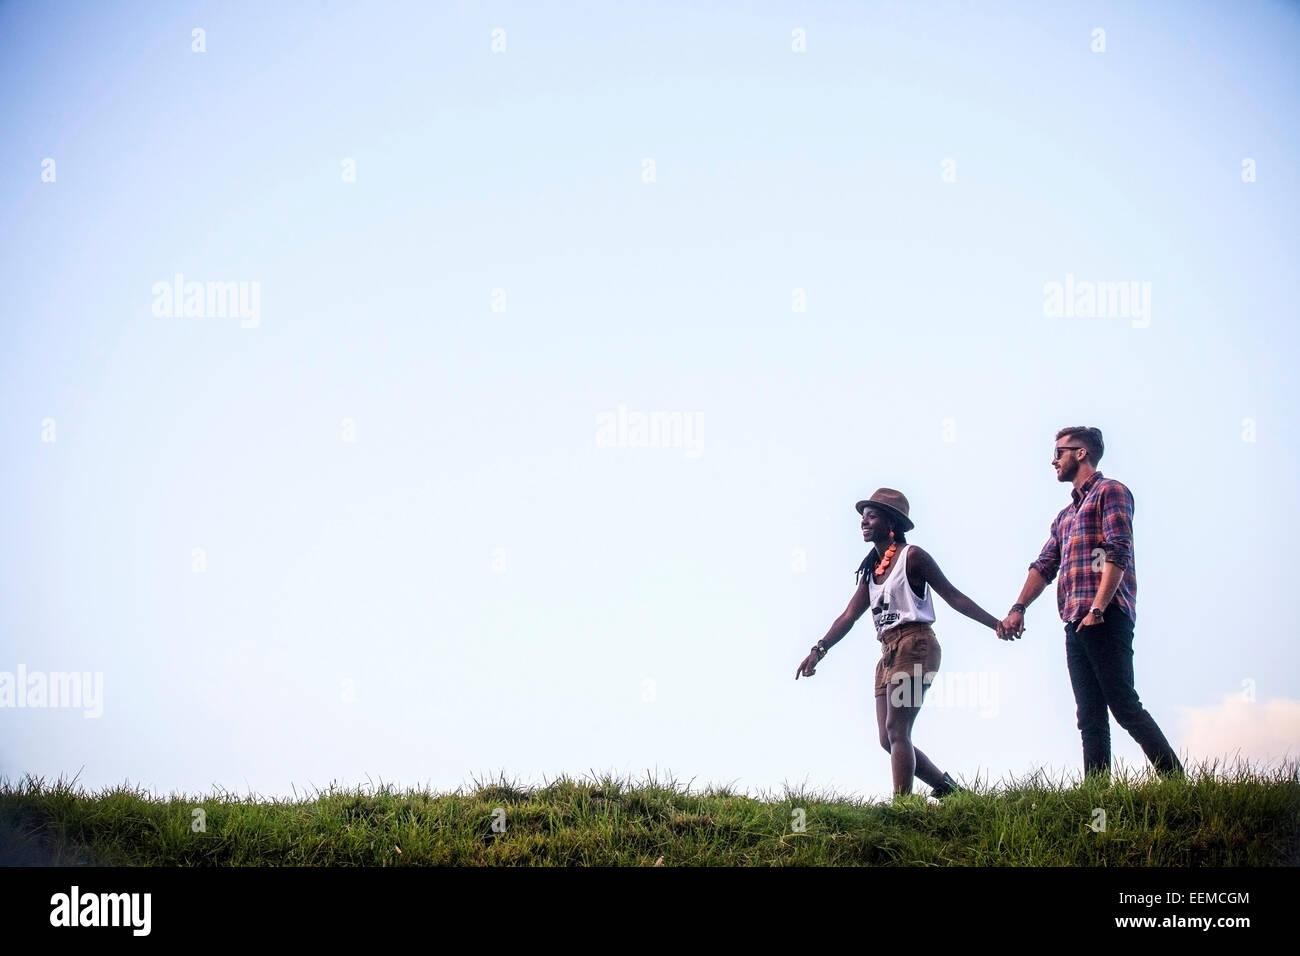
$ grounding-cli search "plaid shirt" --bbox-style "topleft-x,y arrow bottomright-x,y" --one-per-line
1029,471 -> 1138,625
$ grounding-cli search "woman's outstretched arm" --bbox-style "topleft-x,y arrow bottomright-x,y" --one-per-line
908,547 -> 1013,638
796,577 -> 874,678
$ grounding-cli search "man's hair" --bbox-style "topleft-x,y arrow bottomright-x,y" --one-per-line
1056,425 -> 1104,464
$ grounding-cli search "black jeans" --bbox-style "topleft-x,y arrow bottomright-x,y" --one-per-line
1064,609 -> 1183,777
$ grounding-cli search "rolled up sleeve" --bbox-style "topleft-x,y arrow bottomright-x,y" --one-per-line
1029,519 -> 1061,583
1099,482 -> 1134,570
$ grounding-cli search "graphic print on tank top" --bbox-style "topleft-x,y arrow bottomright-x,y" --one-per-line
860,544 -> 937,636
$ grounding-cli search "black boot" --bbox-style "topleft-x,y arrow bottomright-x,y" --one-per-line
930,772 -> 967,798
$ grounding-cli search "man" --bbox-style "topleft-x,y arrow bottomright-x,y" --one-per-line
1001,426 -> 1183,779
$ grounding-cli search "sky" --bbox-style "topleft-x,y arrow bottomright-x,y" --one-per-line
1,0 -> 1298,802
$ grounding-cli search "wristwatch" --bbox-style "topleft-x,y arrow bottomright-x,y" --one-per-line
1088,607 -> 1104,622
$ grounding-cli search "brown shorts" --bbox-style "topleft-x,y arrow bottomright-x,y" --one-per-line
873,622 -> 941,698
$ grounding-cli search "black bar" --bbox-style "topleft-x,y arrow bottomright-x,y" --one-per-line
1,865 -> 1285,941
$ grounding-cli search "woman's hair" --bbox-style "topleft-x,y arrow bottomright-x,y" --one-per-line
864,505 -> 908,544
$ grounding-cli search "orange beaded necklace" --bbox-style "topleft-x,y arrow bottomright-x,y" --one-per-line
873,542 -> 898,576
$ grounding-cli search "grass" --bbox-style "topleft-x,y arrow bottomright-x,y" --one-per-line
2,761 -> 1296,866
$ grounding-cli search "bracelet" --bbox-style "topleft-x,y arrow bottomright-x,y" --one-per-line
1010,603 -> 1026,614
814,641 -> 828,660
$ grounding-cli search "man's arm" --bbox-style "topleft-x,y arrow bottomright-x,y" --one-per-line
1003,521 -> 1061,635
1089,562 -> 1124,617
1085,481 -> 1134,622
1013,566 -> 1051,608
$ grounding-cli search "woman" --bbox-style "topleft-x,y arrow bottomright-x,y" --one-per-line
795,488 -> 1014,798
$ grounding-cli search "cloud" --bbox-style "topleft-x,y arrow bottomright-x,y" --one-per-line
1178,695 -> 1300,766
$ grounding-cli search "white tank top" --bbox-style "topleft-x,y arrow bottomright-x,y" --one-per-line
865,544 -> 936,637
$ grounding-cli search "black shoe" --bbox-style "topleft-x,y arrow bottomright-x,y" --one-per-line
930,772 -> 967,798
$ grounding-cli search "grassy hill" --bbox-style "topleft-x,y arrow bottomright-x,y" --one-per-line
2,763 -> 1296,866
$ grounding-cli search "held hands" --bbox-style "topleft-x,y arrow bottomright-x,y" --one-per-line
996,608 -> 1026,641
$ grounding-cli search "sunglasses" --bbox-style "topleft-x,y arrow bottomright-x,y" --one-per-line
1052,446 -> 1085,461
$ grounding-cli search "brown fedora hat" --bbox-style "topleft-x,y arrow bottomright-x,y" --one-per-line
854,488 -> 914,532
